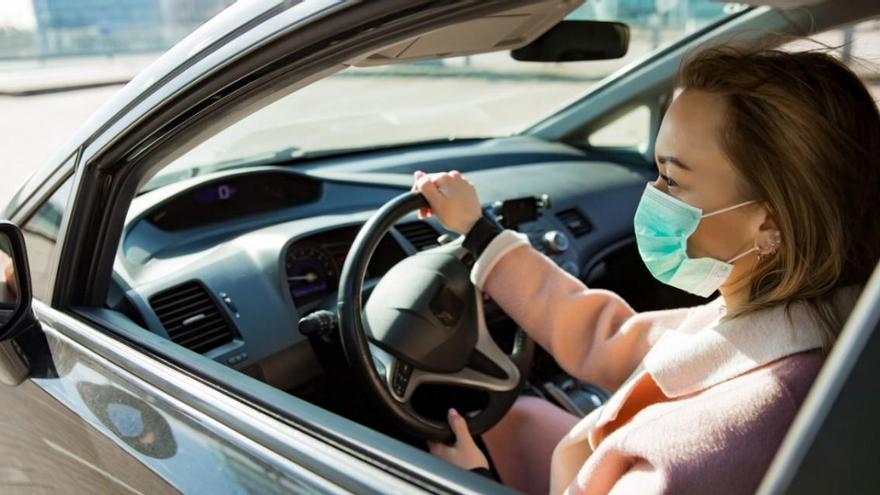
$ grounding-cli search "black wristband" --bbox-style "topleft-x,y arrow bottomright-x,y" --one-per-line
469,466 -> 497,480
462,210 -> 504,259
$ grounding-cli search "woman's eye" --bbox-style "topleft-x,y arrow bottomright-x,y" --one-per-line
659,173 -> 678,188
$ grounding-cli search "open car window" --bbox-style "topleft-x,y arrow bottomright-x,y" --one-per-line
779,16 -> 880,104
141,1 -> 747,193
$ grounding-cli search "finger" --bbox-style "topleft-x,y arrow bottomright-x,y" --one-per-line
449,170 -> 462,178
426,440 -> 439,455
433,173 -> 454,185
413,172 -> 431,219
447,408 -> 470,437
418,178 -> 444,206
428,440 -> 452,456
414,174 -> 433,191
412,170 -> 426,192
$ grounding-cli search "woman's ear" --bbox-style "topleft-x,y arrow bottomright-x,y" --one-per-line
755,202 -> 782,256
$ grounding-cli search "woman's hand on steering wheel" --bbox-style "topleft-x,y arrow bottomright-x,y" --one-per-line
412,170 -> 482,235
427,408 -> 489,470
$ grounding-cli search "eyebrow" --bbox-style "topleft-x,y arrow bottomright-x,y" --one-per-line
656,155 -> 693,171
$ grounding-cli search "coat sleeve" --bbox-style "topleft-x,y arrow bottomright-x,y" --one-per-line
558,447 -> 664,495
605,460 -> 665,495
471,230 -> 693,392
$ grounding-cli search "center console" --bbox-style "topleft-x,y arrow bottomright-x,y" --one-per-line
489,194 -> 582,278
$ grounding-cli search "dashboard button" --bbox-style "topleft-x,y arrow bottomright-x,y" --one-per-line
543,230 -> 570,254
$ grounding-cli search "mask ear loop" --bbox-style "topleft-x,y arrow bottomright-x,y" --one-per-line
726,234 -> 784,264
726,244 -> 759,264
701,199 -> 758,218
705,199 -> 761,264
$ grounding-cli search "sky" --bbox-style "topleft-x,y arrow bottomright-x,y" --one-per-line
0,0 -> 35,31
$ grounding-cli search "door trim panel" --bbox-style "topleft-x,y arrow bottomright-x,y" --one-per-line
32,301 -> 419,494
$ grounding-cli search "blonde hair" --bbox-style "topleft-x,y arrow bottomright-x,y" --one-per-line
677,45 -> 880,348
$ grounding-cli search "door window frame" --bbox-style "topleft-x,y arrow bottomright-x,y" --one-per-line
10,150 -> 80,303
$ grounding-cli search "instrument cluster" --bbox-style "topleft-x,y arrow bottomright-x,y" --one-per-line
284,226 -> 406,309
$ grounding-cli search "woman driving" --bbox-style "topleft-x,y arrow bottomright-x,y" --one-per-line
412,45 -> 880,494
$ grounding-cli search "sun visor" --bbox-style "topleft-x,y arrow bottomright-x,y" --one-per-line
346,0 -> 584,67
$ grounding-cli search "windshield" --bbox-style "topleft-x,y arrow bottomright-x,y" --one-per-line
144,1 -> 748,192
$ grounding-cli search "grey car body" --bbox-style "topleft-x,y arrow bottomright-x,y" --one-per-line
1,0 -> 879,493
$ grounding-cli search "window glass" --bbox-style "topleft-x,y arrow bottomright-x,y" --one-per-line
779,17 -> 880,104
22,177 -> 73,301
588,105 -> 652,150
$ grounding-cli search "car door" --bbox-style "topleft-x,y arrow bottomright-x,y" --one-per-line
0,157 -> 179,493
0,1 -> 554,493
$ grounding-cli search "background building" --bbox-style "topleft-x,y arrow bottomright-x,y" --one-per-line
2,0 -> 233,59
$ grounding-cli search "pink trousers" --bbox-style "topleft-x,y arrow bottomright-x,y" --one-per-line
481,396 -> 580,494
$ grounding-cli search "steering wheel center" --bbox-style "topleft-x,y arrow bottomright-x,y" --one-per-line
365,252 -> 479,373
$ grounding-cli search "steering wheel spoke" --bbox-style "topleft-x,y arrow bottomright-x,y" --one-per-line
420,234 -> 470,259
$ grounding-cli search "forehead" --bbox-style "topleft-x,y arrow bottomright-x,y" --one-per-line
655,89 -> 730,170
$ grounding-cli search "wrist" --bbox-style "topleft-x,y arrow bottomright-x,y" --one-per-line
460,215 -> 480,236
462,210 -> 504,259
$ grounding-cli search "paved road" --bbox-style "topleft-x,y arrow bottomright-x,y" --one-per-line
0,55 -> 154,206
0,86 -> 123,207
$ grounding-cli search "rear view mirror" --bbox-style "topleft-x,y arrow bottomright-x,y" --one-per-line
511,20 -> 629,62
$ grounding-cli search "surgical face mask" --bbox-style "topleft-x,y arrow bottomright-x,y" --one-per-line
633,182 -> 758,298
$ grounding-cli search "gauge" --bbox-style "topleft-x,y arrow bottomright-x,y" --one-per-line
286,246 -> 338,305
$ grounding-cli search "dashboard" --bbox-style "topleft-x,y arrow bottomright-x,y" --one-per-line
112,136 -> 653,390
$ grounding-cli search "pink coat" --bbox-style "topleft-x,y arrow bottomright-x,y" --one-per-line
471,230 -> 861,494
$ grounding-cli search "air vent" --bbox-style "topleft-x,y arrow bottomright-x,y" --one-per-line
556,208 -> 592,237
149,281 -> 234,354
396,221 -> 440,251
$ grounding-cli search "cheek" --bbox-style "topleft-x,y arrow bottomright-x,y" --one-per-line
686,218 -> 738,258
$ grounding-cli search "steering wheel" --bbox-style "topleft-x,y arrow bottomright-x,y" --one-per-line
337,191 -> 534,442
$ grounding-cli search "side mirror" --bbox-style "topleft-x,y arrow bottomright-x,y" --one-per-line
0,221 -> 39,386
0,221 -> 36,339
511,20 -> 630,62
